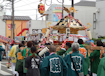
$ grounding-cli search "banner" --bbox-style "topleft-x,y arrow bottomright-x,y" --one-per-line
27,34 -> 40,41
0,35 -> 13,43
7,24 -> 11,30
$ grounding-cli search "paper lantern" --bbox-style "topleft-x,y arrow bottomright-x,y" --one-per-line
45,29 -> 50,37
38,47 -> 49,56
87,29 -> 92,40
38,3 -> 45,14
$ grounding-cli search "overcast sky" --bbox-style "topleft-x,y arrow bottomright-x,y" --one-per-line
0,0 -> 96,20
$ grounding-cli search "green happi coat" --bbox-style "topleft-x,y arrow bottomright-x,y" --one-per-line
64,51 -> 84,76
89,50 -> 100,74
40,54 -> 68,76
57,48 -> 72,57
79,44 -> 90,75
97,57 -> 105,76
65,48 -> 72,56
56,49 -> 66,57
22,48 -> 31,73
15,49 -> 23,72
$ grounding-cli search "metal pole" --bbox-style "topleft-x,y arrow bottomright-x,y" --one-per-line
36,9 -> 37,20
12,0 -> 15,39
44,0 -> 47,28
62,0 -> 64,18
71,0 -> 74,17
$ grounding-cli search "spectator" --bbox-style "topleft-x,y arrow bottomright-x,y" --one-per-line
78,39 -> 90,76
0,43 -> 4,71
89,40 -> 103,76
64,43 -> 84,76
2,42 -> 6,59
40,45 -> 68,76
8,44 -> 19,76
25,46 -> 40,76
6,41 -> 11,60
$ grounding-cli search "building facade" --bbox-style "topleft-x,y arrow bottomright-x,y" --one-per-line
94,0 -> 105,38
0,16 -> 5,36
3,15 -> 31,39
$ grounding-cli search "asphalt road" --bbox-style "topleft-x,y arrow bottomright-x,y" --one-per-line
0,60 -> 13,76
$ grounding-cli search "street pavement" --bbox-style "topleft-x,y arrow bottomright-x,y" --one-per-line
0,60 -> 12,76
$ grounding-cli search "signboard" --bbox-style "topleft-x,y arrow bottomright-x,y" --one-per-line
32,29 -> 42,34
15,36 -> 25,42
53,6 -> 64,22
53,6 -> 62,13
27,34 -> 43,41
27,34 -> 38,41
0,35 -> 13,43
53,13 -> 63,22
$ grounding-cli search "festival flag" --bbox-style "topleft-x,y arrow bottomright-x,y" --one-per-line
7,24 -> 11,30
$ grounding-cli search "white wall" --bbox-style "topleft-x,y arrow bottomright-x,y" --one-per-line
74,6 -> 96,37
30,20 -> 46,34
95,1 -> 105,38
0,16 -> 6,36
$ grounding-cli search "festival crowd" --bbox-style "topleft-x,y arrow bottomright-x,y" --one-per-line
0,39 -> 105,76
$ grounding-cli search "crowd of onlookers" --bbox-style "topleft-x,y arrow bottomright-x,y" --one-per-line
0,39 -> 105,76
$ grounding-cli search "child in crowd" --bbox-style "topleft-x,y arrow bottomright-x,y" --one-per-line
25,46 -> 40,76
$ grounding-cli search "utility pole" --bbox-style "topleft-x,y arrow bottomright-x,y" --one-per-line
36,9 -> 37,20
71,0 -> 74,17
12,0 -> 15,39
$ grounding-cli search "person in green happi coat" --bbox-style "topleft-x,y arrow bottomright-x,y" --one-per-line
57,42 -> 72,57
40,45 -> 68,76
97,57 -> 105,76
78,39 -> 90,76
64,42 -> 84,76
15,43 -> 24,76
22,41 -> 33,76
89,40 -> 103,76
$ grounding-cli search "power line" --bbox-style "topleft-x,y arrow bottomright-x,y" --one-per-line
14,0 -> 22,4
57,0 -> 62,3
22,0 -> 37,9
15,0 -> 39,8
15,9 -> 37,11
45,0 -> 52,6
